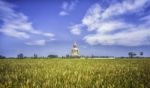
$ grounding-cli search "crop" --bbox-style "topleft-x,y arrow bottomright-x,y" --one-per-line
0,59 -> 150,88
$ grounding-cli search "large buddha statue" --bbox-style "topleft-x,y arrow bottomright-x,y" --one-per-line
71,42 -> 80,57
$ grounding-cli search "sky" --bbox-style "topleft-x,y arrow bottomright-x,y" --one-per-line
0,0 -> 150,57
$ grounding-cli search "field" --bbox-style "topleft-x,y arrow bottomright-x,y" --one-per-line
0,59 -> 150,88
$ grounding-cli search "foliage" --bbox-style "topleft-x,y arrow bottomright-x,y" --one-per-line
140,52 -> 144,57
128,52 -> 136,58
47,55 -> 58,58
17,53 -> 24,59
0,59 -> 150,88
34,54 -> 38,59
0,55 -> 5,59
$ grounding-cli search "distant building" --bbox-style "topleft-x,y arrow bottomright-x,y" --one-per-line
71,42 -> 80,57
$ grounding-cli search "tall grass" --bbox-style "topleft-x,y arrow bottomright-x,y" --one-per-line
0,59 -> 150,88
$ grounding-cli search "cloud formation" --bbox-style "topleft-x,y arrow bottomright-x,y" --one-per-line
0,1 -> 54,46
71,0 -> 150,46
59,0 -> 78,16
26,40 -> 46,46
70,24 -> 83,35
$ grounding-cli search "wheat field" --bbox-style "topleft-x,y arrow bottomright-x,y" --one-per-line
0,59 -> 150,88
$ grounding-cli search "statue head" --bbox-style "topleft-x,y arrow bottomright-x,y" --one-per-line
73,42 -> 77,48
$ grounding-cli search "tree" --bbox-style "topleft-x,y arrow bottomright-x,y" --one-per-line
17,53 -> 24,59
47,54 -> 58,58
66,54 -> 70,58
0,55 -> 5,59
140,52 -> 143,57
34,54 -> 38,59
133,53 -> 136,57
128,52 -> 136,58
128,52 -> 132,58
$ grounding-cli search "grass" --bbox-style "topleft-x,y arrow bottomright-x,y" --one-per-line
0,59 -> 150,88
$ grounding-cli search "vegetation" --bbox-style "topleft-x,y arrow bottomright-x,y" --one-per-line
0,55 -> 5,59
0,59 -> 150,88
17,53 -> 24,59
128,52 -> 137,58
48,54 -> 58,58
34,54 -> 38,59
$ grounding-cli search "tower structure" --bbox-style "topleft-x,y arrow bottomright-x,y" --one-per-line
71,42 -> 80,57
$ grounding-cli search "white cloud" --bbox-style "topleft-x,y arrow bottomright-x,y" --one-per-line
84,28 -> 150,46
0,28 -> 30,39
26,40 -> 46,46
59,0 -> 78,16
59,11 -> 69,16
72,0 -> 150,46
43,33 -> 54,37
101,0 -> 148,19
140,15 -> 150,24
0,0 -> 55,46
62,1 -> 68,10
82,4 -> 103,31
70,24 -> 83,35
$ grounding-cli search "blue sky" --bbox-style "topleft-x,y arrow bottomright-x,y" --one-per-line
0,0 -> 150,57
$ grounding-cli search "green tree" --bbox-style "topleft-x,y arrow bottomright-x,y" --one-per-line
128,52 -> 136,58
140,52 -> 143,57
34,54 -> 38,59
0,55 -> 5,59
17,53 -> 24,59
48,54 -> 58,58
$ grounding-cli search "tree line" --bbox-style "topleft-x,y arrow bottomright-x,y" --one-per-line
0,51 -> 147,59
17,53 -> 59,59
128,52 -> 143,58
0,54 -> 58,59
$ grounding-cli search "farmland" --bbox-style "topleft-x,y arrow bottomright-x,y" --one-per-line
0,59 -> 150,88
